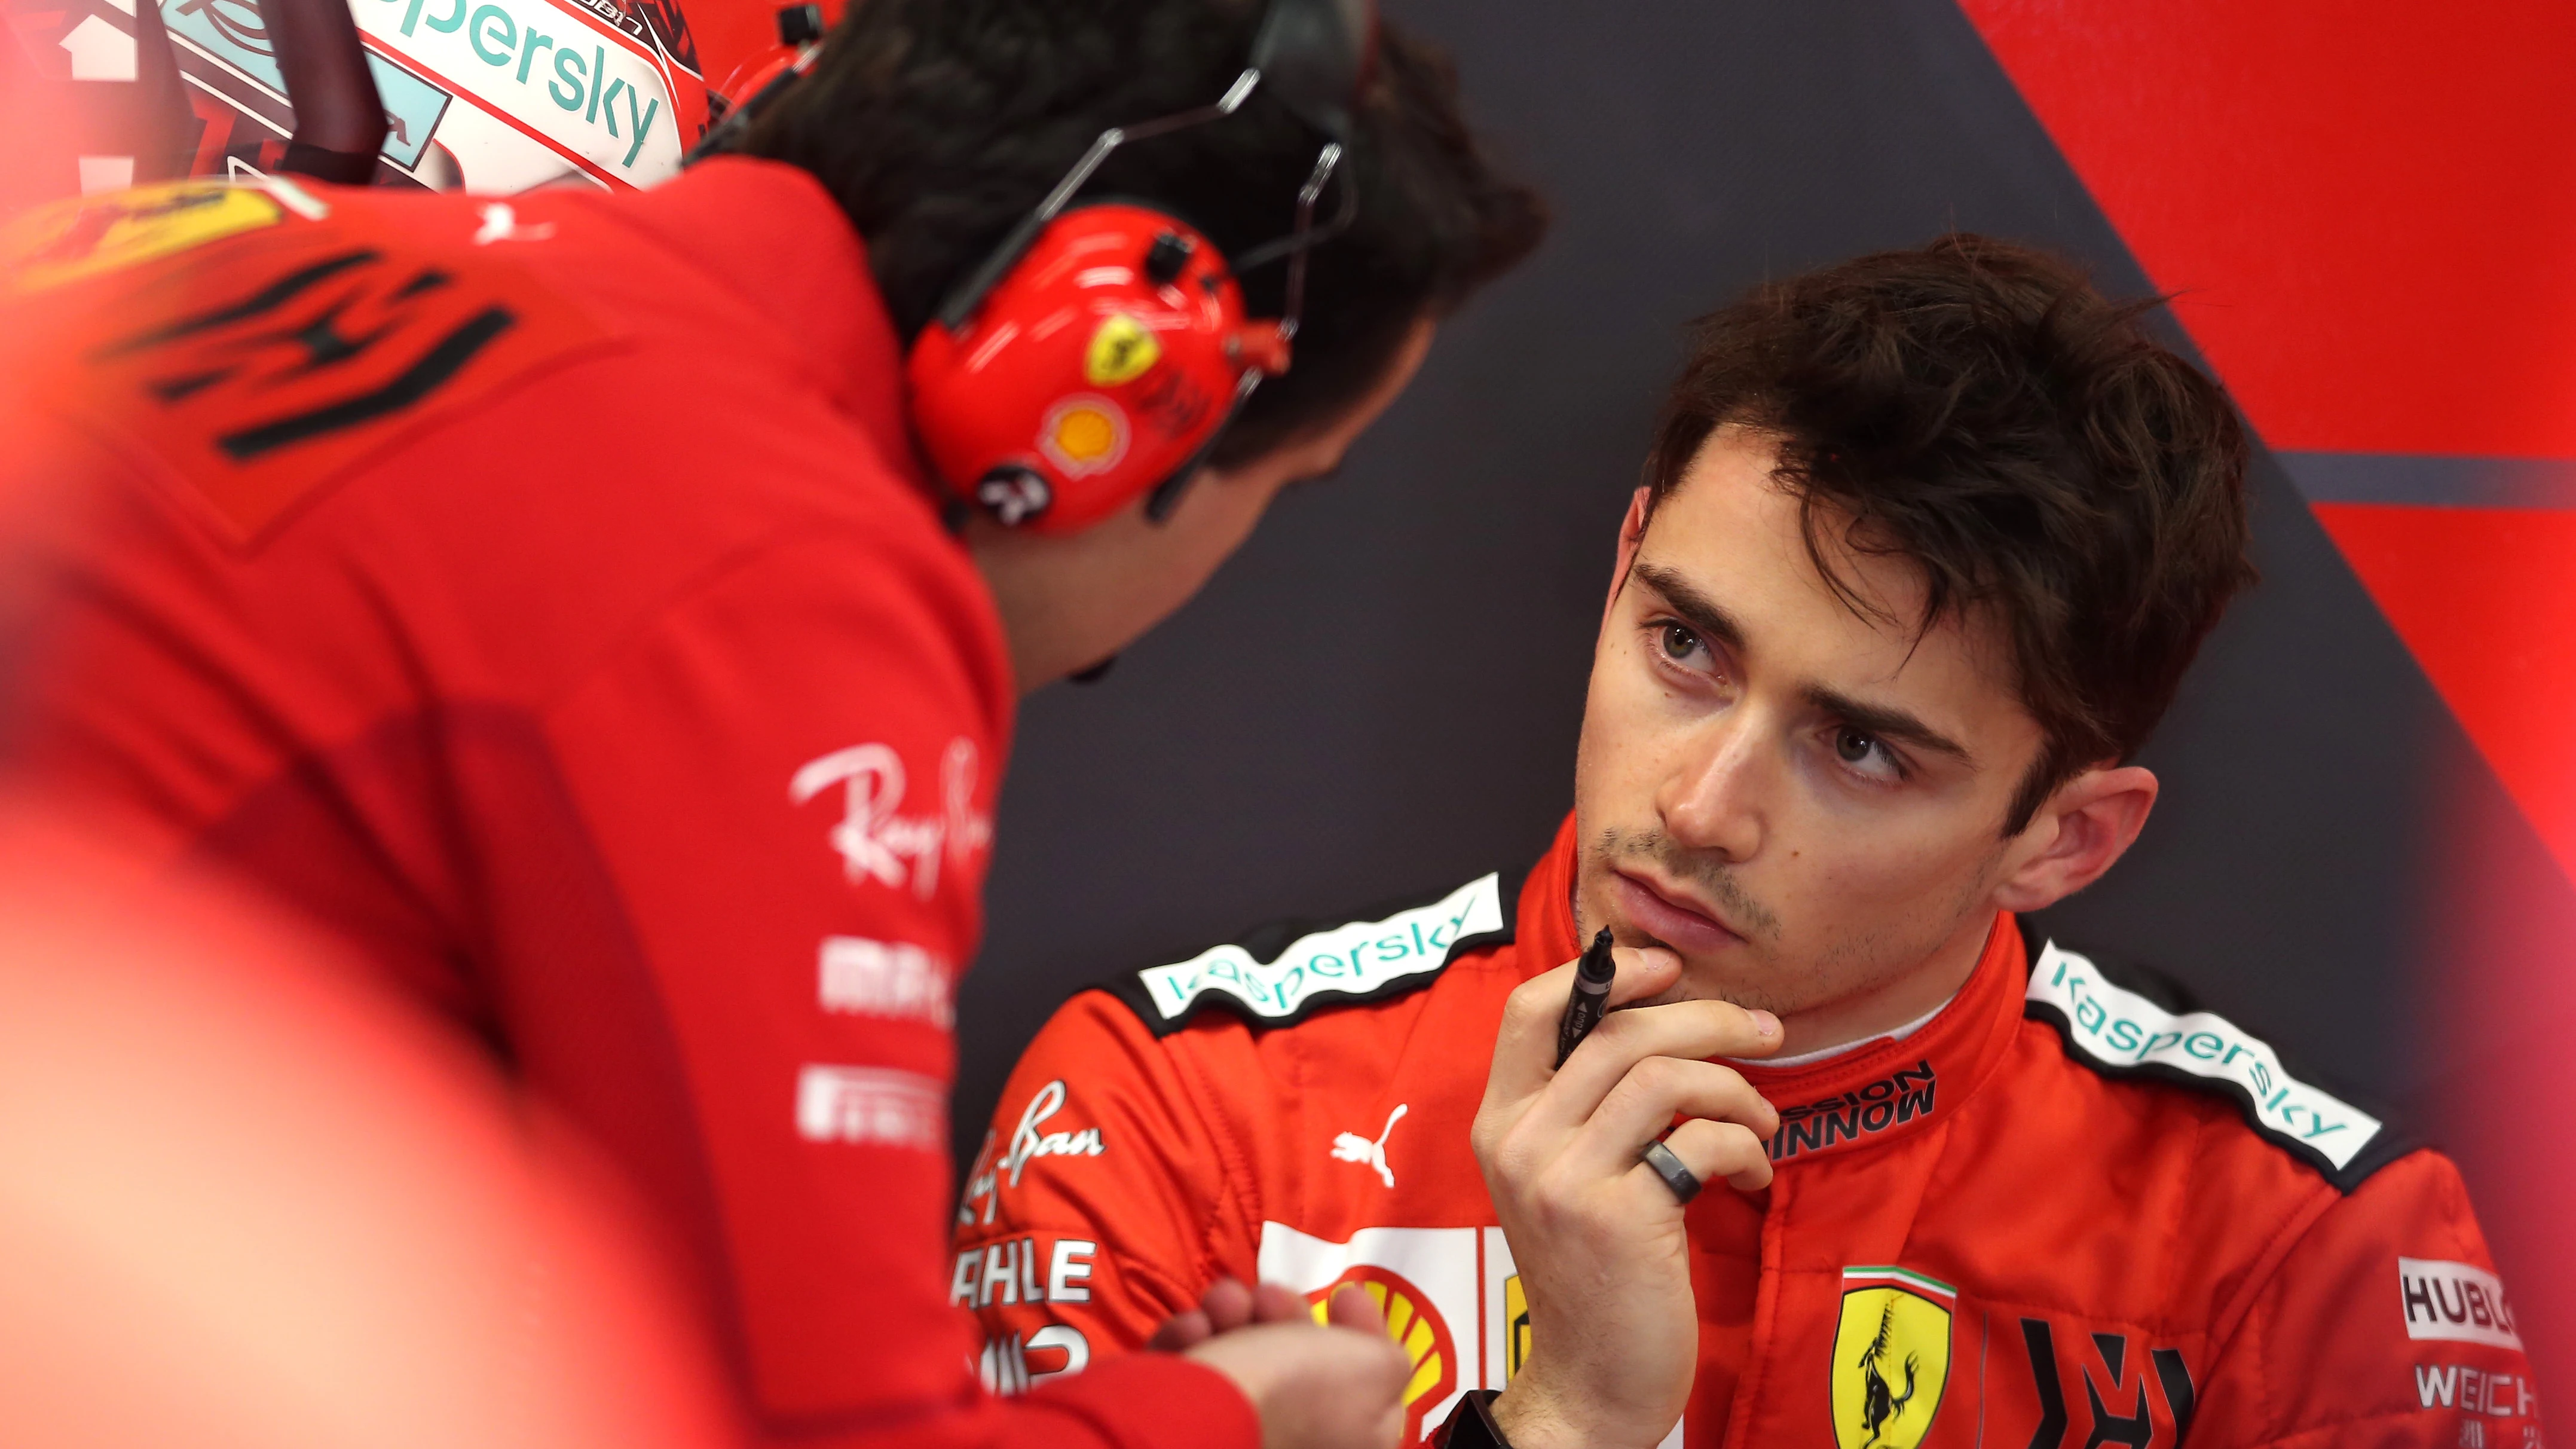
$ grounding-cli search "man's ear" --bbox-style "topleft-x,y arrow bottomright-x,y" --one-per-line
1602,487 -> 1651,630
1991,765 -> 2159,914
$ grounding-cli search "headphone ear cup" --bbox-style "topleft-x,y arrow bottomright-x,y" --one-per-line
905,205 -> 1277,535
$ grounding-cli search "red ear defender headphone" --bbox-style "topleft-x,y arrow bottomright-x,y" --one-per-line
905,206 -> 1288,534
901,0 -> 1376,533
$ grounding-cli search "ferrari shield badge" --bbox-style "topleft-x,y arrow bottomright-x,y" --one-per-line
1083,313 -> 1161,386
1831,1266 -> 1955,1449
4,181 -> 288,294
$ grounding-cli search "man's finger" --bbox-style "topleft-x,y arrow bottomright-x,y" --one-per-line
1323,1282 -> 1388,1338
1528,997 -> 1779,1135
1558,1056 -> 1777,1181
1654,1115 -> 1775,1194
1250,1280 -> 1307,1323
1486,945 -> 1684,1102
1147,1307 -> 1214,1352
1200,1276 -> 1254,1333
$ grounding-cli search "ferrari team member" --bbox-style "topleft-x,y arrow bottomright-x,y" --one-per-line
957,237 -> 2537,1448
0,1 -> 1543,1446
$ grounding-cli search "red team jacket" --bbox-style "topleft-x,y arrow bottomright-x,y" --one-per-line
962,815 -> 2540,1448
1,165 -> 1253,1449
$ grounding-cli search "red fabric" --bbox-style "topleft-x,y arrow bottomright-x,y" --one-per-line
1956,0 -> 2576,460
0,800 -> 742,1449
1,163 -> 1251,1449
962,813 -> 2538,1447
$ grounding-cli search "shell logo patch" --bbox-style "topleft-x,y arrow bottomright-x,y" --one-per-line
1307,1265 -> 1459,1444
4,182 -> 288,294
1831,1267 -> 1954,1449
1083,313 -> 1161,386
1503,1273 -> 1529,1381
1038,395 -> 1129,477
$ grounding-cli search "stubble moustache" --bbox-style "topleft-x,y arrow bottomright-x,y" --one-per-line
1581,824 -> 1785,954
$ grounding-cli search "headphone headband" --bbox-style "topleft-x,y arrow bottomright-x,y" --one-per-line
935,0 -> 1372,334
1250,0 -> 1372,140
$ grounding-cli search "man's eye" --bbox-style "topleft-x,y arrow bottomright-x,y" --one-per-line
1660,623 -> 1702,661
1833,727 -> 1902,779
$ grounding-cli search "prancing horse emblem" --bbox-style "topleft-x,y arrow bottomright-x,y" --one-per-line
1829,1267 -> 1954,1449
1855,1299 -> 1919,1447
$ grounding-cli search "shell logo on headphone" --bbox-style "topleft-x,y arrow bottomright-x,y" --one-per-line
1040,396 -> 1130,477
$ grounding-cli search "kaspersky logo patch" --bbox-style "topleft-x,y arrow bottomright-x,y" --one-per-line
1832,1267 -> 1954,1449
1139,874 -> 1507,1023
2027,943 -> 2381,1170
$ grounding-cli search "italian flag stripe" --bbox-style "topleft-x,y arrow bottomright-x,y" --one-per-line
1841,1264 -> 1957,1300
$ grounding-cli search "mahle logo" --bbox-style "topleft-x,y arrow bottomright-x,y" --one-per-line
1831,1267 -> 1954,1449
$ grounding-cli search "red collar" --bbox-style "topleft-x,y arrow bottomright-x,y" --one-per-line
602,158 -> 919,467
1512,812 -> 2023,1168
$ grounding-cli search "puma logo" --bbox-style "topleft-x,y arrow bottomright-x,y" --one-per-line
1330,1103 -> 1407,1190
471,203 -> 555,245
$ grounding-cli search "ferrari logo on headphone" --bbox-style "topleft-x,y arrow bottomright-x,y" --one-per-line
1084,313 -> 1162,386
1830,1267 -> 1954,1449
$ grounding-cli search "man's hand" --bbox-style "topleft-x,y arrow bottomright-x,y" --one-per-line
1473,947 -> 1780,1449
1155,1277 -> 1411,1449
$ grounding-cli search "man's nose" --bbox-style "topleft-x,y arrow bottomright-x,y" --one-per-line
1659,710 -> 1767,862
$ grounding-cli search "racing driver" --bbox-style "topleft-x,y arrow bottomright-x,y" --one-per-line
956,234 -> 2538,1448
0,0 -> 1543,1447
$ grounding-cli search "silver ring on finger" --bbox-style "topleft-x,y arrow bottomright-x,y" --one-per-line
1641,1138 -> 1702,1205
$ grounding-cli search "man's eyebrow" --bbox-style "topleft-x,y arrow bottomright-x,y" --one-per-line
1631,561 -> 1748,655
1806,684 -> 1974,765
1634,558 -> 1974,766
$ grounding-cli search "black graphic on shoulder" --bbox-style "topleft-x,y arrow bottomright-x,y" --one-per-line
2023,936 -> 2415,1192
93,248 -> 381,356
1097,872 -> 1517,1037
96,247 -> 516,461
56,226 -> 611,542
217,305 -> 513,458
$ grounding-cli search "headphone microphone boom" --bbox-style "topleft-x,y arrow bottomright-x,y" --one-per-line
902,0 -> 1374,534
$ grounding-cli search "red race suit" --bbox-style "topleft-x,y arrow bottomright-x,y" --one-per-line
959,814 -> 2540,1448
0,165 -> 1252,1449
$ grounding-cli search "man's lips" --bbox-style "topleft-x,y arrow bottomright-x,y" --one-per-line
1610,867 -> 1745,953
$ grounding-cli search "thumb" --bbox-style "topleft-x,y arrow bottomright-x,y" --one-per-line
1604,943 -> 1683,1008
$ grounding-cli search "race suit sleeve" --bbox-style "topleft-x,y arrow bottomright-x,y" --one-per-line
2193,1148 -> 2540,1448
953,990 -> 1261,1377
536,528 -> 1256,1449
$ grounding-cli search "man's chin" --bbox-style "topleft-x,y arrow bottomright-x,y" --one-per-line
1627,959 -> 1795,1015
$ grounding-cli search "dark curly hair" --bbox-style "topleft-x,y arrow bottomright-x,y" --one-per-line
740,0 -> 1546,466
1644,234 -> 2256,834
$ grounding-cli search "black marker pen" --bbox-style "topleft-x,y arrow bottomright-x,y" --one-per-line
1554,927 -> 1617,1068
